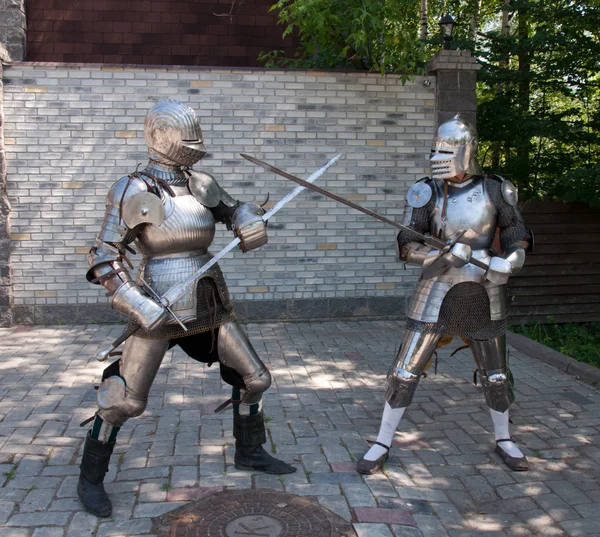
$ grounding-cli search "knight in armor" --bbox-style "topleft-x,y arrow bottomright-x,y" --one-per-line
357,115 -> 531,475
79,99 -> 296,518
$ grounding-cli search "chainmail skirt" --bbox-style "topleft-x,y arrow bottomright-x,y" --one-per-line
406,282 -> 507,340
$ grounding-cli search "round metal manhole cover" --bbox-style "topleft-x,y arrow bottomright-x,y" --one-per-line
152,489 -> 357,537
225,514 -> 284,536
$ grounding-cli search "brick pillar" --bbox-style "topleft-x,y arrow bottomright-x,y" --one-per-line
428,49 -> 480,128
0,0 -> 26,61
0,45 -> 13,326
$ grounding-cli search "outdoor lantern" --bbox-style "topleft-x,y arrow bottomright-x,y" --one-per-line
439,12 -> 457,50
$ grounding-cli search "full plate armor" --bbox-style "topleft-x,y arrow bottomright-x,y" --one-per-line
358,115 -> 531,475
77,100 -> 295,519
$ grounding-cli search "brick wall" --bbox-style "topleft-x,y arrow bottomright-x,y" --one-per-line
2,63 -> 436,324
26,0 -> 296,66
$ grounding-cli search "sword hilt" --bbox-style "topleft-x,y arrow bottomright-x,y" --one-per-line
97,323 -> 140,361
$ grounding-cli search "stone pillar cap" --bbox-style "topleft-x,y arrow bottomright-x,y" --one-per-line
427,49 -> 481,73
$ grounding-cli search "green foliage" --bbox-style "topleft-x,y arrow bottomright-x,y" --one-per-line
475,0 -> 600,206
263,0 -> 425,77
512,320 -> 600,368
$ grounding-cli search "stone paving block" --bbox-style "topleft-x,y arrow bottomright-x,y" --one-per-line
546,480 -> 593,505
412,514 -> 450,537
519,509 -> 571,536
496,481 -> 552,500
317,495 -> 352,522
560,515 -> 600,537
0,529 -> 30,537
285,483 -> 340,496
535,493 -> 581,522
7,511 -> 71,526
341,482 -> 378,508
395,486 -> 450,503
15,457 -> 45,477
66,511 -> 97,536
309,472 -> 363,485
18,487 -> 55,513
97,518 -> 153,537
133,501 -> 188,518
391,525 -> 424,537
354,507 -> 416,526
353,522 -> 395,537
33,529 -> 66,537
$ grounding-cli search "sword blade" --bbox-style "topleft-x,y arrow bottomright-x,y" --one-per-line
161,152 -> 344,307
241,154 -> 490,271
241,154 -> 445,248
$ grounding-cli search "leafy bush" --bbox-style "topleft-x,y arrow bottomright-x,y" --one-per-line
511,319 -> 600,368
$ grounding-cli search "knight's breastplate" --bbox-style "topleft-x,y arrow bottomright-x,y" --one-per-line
430,177 -> 497,249
406,177 -> 509,324
134,186 -> 231,324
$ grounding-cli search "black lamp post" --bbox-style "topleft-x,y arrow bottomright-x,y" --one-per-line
439,12 -> 457,50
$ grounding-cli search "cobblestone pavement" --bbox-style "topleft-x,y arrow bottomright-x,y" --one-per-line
0,321 -> 598,537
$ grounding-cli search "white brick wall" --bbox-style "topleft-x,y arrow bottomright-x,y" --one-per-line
3,64 -> 435,310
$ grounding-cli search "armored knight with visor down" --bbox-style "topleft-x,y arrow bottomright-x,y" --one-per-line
357,115 -> 532,475
79,99 -> 296,518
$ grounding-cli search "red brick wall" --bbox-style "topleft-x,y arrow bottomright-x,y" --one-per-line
26,0 -> 297,66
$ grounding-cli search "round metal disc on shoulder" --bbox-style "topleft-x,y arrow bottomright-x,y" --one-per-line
501,180 -> 519,206
188,170 -> 221,208
122,192 -> 165,228
407,181 -> 432,208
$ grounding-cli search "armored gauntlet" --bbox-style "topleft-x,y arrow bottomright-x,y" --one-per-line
232,203 -> 268,252
421,243 -> 472,279
111,281 -> 168,331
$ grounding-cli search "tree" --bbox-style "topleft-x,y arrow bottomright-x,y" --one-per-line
260,0 -> 424,76
476,0 -> 600,205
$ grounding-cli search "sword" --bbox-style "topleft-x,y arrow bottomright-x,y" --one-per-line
97,152 -> 345,361
240,153 -> 490,272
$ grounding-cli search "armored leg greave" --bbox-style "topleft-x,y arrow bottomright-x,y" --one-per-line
77,432 -> 116,518
80,337 -> 169,517
385,329 -> 442,408
218,320 -> 272,404
469,334 -> 514,413
97,337 -> 170,428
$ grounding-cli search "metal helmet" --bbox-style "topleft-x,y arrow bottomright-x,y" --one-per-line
430,114 -> 483,182
144,99 -> 206,168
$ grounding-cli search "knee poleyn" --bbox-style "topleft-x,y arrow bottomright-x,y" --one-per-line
97,376 -> 147,426
385,368 -> 421,408
243,368 -> 272,397
479,367 -> 514,413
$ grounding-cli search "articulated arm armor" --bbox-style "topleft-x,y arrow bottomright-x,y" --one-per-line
87,176 -> 168,331
203,176 -> 267,253
484,176 -> 531,285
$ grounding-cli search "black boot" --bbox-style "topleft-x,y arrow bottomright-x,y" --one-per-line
233,411 -> 296,475
77,432 -> 115,518
235,441 -> 297,475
